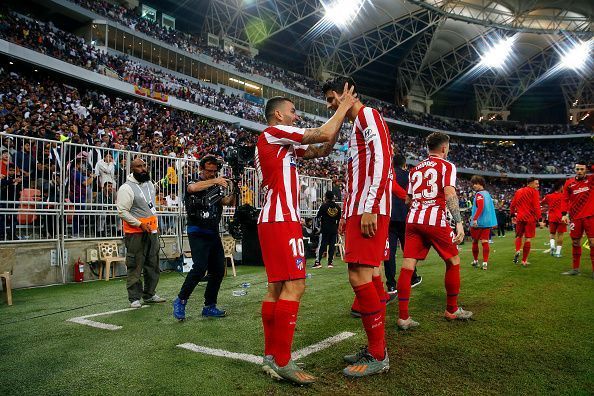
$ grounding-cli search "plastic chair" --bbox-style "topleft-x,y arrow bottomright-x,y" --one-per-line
97,241 -> 126,281
221,236 -> 237,277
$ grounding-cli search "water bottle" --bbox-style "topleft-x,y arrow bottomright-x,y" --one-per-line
241,282 -> 251,288
232,290 -> 247,297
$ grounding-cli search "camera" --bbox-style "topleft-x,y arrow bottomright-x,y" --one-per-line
225,145 -> 255,180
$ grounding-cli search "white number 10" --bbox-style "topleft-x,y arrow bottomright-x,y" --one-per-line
289,238 -> 305,257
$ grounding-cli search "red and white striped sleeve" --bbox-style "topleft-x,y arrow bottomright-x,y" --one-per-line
294,144 -> 309,158
263,125 -> 306,146
362,108 -> 392,213
442,160 -> 457,188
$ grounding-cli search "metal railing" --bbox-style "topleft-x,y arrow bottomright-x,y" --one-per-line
0,134 -> 333,278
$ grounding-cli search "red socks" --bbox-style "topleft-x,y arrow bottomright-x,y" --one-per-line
273,299 -> 300,367
522,241 -> 531,262
572,245 -> 582,269
515,237 -> 522,252
397,268 -> 413,320
472,241 -> 479,261
351,296 -> 360,313
482,242 -> 490,262
445,264 -> 460,314
261,301 -> 276,357
372,275 -> 387,328
353,282 -> 385,360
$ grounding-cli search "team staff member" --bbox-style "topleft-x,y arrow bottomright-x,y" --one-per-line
116,158 -> 165,308
561,161 -> 594,276
510,178 -> 541,267
172,155 -> 235,321
313,191 -> 341,269
384,153 -> 422,294
469,175 -> 497,270
324,77 -> 393,377
257,85 -> 356,385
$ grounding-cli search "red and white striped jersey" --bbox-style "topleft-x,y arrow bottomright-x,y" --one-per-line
255,125 -> 308,224
407,155 -> 456,227
343,106 -> 393,218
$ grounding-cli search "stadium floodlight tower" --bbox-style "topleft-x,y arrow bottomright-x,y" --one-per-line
560,40 -> 591,70
321,0 -> 366,28
479,36 -> 515,69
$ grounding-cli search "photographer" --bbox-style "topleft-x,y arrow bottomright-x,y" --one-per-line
172,155 -> 236,320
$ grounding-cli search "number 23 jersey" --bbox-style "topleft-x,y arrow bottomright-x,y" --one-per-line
407,155 -> 457,228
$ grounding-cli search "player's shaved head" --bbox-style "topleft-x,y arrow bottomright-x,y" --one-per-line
265,97 -> 293,123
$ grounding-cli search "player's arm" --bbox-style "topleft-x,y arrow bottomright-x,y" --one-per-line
392,178 -> 407,200
534,190 -> 542,220
445,186 -> 464,244
472,193 -> 484,227
187,178 -> 228,193
561,181 -> 571,224
301,83 -> 356,147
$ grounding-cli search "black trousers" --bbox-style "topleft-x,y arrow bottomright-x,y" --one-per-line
497,219 -> 506,236
178,232 -> 225,307
316,231 -> 337,264
384,221 -> 418,290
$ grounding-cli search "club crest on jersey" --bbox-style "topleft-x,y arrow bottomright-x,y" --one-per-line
295,258 -> 304,270
289,154 -> 297,167
363,127 -> 376,141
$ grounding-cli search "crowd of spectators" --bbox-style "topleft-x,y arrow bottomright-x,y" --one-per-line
2,9 -> 591,141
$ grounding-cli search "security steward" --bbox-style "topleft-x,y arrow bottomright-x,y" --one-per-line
313,191 -> 341,268
172,155 -> 236,320
116,157 -> 166,308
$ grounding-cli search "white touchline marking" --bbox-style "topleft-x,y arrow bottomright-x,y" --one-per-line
67,306 -> 149,330
177,331 -> 356,365
291,331 -> 355,360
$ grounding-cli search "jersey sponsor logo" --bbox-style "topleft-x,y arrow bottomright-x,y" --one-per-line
573,186 -> 590,194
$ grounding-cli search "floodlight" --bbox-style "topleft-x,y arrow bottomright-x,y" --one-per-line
322,0 -> 365,28
480,37 -> 514,68
560,41 -> 590,70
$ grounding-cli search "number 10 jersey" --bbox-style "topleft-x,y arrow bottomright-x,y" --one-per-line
407,155 -> 457,228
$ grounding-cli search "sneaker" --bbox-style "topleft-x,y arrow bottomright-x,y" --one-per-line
397,317 -> 420,330
387,286 -> 397,295
202,305 -> 227,318
343,350 -> 390,377
262,355 -> 282,380
269,359 -> 316,385
561,269 -> 580,276
481,262 -> 488,270
312,262 -> 322,269
513,251 -> 520,264
344,346 -> 369,364
550,248 -> 555,256
471,260 -> 478,268
411,276 -> 423,288
444,307 -> 473,321
130,300 -> 142,308
386,292 -> 397,305
350,309 -> 361,318
554,253 -> 563,258
327,263 -> 334,268
172,297 -> 187,321
144,294 -> 166,303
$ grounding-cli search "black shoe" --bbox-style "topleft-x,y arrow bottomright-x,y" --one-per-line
386,292 -> 397,305
312,262 -> 322,269
350,309 -> 361,318
411,276 -> 423,288
387,286 -> 397,295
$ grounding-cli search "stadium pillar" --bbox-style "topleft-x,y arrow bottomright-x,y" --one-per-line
406,94 -> 433,114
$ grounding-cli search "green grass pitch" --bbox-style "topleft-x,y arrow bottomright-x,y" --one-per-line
1,228 -> 593,395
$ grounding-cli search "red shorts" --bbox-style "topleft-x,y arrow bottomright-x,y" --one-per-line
258,222 -> 306,283
549,222 -> 567,234
515,221 -> 536,238
344,214 -> 389,266
470,227 -> 491,241
403,223 -> 459,261
569,216 -> 594,239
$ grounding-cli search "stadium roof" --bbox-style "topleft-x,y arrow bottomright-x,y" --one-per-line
150,0 -> 592,120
